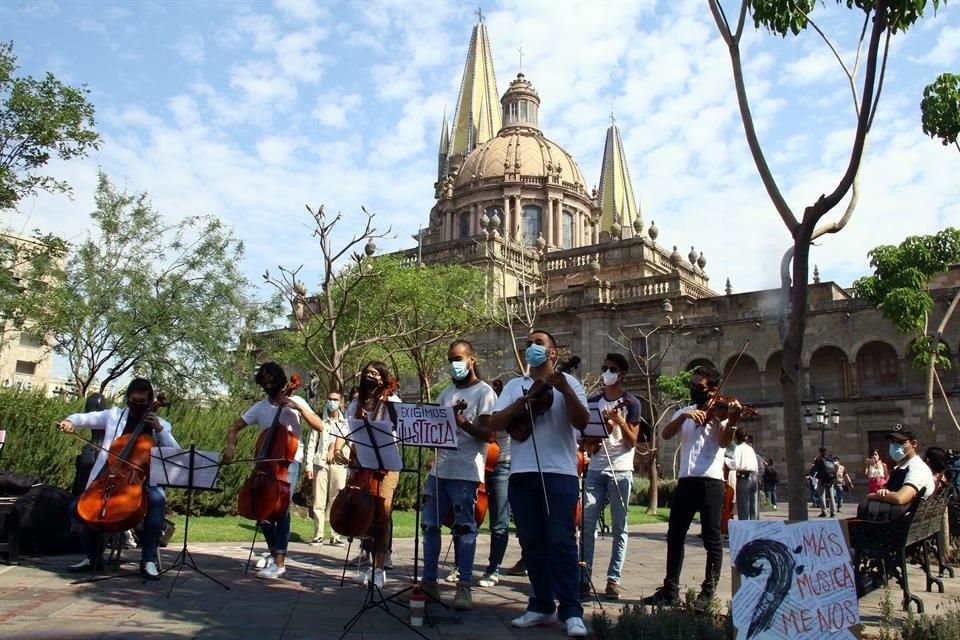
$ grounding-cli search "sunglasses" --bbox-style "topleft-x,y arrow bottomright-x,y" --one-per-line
600,366 -> 619,373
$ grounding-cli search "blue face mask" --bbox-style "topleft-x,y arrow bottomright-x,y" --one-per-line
525,344 -> 548,367
326,400 -> 340,412
888,442 -> 907,462
449,361 -> 470,381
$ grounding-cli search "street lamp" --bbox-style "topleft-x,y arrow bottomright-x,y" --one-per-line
806,396 -> 841,449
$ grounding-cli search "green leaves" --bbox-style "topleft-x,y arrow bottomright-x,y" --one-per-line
749,0 -> 943,37
0,41 -> 100,210
921,72 -> 960,148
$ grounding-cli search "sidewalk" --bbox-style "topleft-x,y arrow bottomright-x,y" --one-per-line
0,507 -> 955,639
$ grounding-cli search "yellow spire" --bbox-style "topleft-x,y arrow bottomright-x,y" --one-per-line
598,114 -> 641,233
449,18 -> 501,162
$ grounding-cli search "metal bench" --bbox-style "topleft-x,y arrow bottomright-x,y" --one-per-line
848,486 -> 954,613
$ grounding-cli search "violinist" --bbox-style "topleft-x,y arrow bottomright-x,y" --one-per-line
642,365 -> 740,612
344,361 -> 401,588
58,378 -> 178,579
222,362 -> 324,580
581,353 -> 641,601
486,330 -> 590,638
420,339 -> 496,611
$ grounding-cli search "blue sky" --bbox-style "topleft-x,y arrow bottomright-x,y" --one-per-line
4,0 -> 959,303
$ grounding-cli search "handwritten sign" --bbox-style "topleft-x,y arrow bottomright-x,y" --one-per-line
395,403 -> 458,450
729,520 -> 860,640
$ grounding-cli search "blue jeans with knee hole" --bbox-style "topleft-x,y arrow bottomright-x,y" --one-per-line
421,475 -> 479,583
582,469 -> 632,583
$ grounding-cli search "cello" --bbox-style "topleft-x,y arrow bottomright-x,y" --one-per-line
237,376 -> 302,523
75,408 -> 155,532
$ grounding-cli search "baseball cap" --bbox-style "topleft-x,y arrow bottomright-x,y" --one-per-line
886,423 -> 915,442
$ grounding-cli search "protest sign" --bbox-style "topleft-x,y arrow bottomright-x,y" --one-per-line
395,403 -> 459,449
729,519 -> 860,640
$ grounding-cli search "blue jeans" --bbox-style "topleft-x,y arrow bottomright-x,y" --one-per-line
421,475 -> 479,583
485,459 -> 511,575
71,486 -> 165,564
262,462 -> 299,555
582,469 -> 632,583
509,472 -> 582,622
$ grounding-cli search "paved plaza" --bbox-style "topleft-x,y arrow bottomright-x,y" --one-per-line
0,507 -> 956,639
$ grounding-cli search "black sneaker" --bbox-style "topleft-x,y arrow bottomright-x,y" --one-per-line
604,580 -> 623,600
693,589 -> 715,612
641,587 -> 679,607
505,559 -> 527,576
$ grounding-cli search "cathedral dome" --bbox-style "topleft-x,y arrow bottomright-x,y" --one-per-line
453,73 -> 586,193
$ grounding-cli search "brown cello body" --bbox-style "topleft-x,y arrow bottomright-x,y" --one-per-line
238,425 -> 298,523
76,421 -> 154,532
330,468 -> 382,538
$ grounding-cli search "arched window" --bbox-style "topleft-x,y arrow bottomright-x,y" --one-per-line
521,205 -> 542,245
459,211 -> 471,239
562,210 -> 574,248
519,100 -> 528,121
856,341 -> 900,396
809,346 -> 850,400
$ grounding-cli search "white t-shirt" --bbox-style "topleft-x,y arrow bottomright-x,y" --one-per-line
241,395 -> 311,463
431,381 -> 498,482
494,373 -> 588,477
891,454 -> 937,500
733,443 -> 758,473
675,405 -> 727,481
588,392 -> 642,473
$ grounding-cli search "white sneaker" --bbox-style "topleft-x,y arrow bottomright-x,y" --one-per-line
373,569 -> 385,588
443,568 -> 459,583
566,616 -> 587,637
256,564 -> 287,579
512,610 -> 558,628
141,561 -> 160,580
353,569 -> 372,585
478,572 -> 500,587
255,552 -> 273,570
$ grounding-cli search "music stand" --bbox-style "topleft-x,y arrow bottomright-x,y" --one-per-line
153,445 -> 229,597
339,418 -> 430,640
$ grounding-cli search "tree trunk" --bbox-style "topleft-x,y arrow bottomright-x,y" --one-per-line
783,222 -> 816,522
927,288 -> 960,430
418,371 -> 432,403
647,452 -> 659,515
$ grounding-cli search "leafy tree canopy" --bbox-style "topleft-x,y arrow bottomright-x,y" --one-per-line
751,0 -> 943,37
921,72 -> 960,149
0,41 -> 100,210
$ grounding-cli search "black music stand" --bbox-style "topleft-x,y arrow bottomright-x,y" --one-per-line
339,418 -> 430,640
576,455 -> 603,610
153,444 -> 229,597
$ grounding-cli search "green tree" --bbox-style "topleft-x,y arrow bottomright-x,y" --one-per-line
708,0 -> 945,520
0,230 -> 67,351
854,228 -> 960,430
36,172 -> 252,397
921,72 -> 960,151
0,41 -> 100,211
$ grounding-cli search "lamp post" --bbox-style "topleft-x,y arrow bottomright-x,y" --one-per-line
804,396 -> 841,450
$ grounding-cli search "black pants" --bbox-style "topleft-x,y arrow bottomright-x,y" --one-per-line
664,477 -> 724,595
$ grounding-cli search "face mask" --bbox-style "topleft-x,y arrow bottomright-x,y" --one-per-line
449,361 -> 470,381
326,400 -> 340,412
690,385 -> 710,406
359,376 -> 379,394
602,371 -> 619,387
525,344 -> 548,367
127,400 -> 149,418
888,443 -> 907,462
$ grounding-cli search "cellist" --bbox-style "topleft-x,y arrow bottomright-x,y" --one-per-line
57,378 -> 178,579
222,362 -> 324,580
419,339 -> 496,611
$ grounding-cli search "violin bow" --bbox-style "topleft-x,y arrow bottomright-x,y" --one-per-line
521,382 -> 552,519
63,431 -> 148,474
703,338 -> 750,413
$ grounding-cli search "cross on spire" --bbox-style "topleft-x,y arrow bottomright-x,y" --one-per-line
517,46 -> 524,72
475,7 -> 484,23
610,112 -> 616,127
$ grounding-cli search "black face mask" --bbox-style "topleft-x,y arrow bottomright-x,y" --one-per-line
358,376 -> 379,395
690,385 -> 710,406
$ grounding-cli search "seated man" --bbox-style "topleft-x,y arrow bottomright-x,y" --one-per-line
58,378 -> 178,579
866,424 -> 936,506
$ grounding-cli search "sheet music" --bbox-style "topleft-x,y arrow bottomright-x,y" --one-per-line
150,447 -> 221,489
581,403 -> 609,438
347,418 -> 403,471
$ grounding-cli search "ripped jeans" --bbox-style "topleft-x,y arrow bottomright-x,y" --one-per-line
420,475 -> 479,584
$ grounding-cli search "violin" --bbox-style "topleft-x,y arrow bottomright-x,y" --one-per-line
506,356 -> 581,442
580,398 -> 630,455
75,407 -> 155,532
237,376 -> 302,523
701,389 -> 759,424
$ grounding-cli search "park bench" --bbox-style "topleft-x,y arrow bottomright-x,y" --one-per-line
848,485 -> 954,613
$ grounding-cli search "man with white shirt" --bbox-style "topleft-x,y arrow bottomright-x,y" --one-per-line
867,424 -> 936,505
58,378 -> 179,579
487,329 -> 591,638
733,430 -> 758,521
642,366 -> 740,611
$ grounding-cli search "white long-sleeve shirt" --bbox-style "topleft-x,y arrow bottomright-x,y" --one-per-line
65,407 -> 179,489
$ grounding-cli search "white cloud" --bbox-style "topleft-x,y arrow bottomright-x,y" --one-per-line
256,136 -> 302,166
909,25 -> 960,66
174,32 -> 205,65
274,0 -> 327,22
312,93 -> 362,127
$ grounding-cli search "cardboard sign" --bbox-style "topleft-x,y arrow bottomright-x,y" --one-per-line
729,519 -> 860,640
395,403 -> 459,450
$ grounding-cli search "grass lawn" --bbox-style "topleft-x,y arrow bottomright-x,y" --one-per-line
167,506 -> 670,545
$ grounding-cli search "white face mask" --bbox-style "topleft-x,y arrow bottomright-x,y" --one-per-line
601,371 -> 619,387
